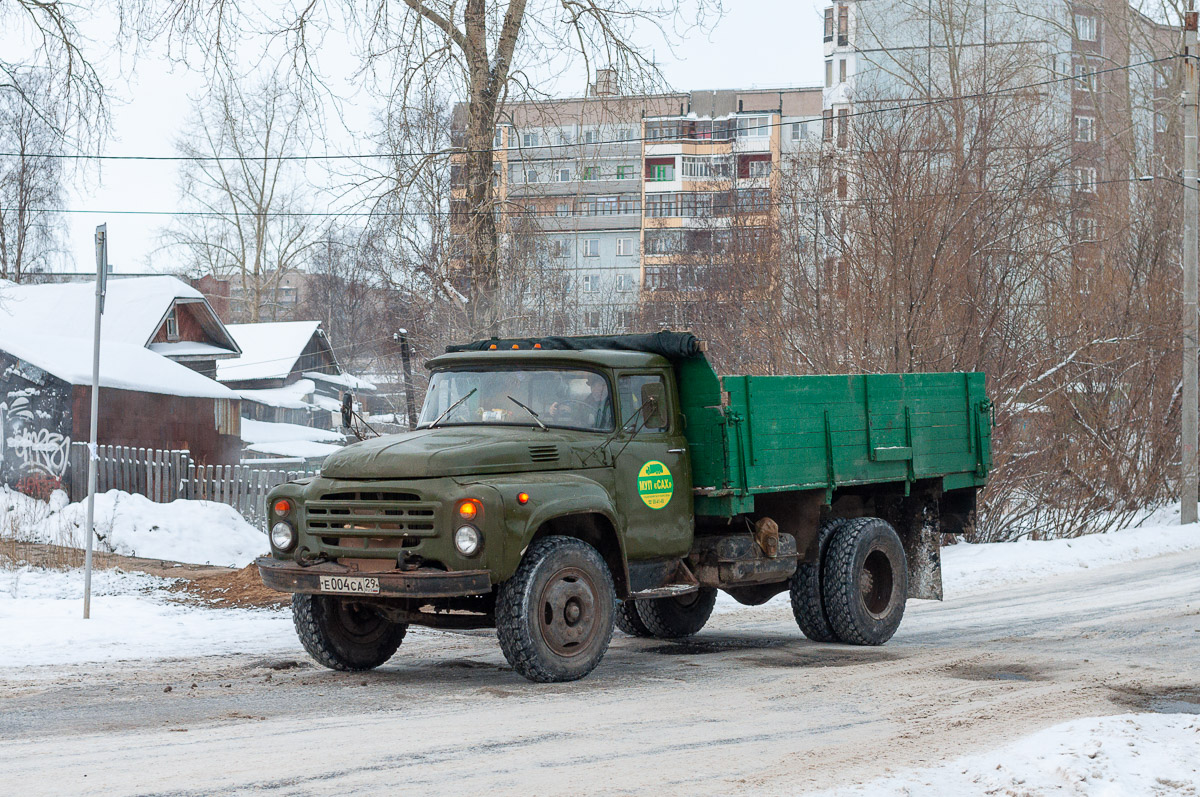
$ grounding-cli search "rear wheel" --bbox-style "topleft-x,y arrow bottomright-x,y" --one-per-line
614,600 -> 654,637
496,536 -> 615,683
292,593 -> 407,671
635,587 -> 718,639
790,518 -> 849,642
822,518 -> 908,645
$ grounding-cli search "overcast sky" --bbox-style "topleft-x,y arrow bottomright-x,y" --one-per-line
54,0 -> 826,275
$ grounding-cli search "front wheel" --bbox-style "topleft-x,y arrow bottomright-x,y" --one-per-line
292,593 -> 407,671
822,518 -> 908,645
496,536 -> 616,683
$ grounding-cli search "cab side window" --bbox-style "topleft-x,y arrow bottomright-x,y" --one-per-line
618,374 -> 669,433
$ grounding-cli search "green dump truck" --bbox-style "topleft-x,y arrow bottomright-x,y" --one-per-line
257,333 -> 991,682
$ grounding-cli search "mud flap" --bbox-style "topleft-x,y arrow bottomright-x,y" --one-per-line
902,494 -> 944,601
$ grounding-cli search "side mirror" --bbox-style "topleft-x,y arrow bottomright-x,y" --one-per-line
640,382 -> 667,429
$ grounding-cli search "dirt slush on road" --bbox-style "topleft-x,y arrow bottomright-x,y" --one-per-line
256,332 -> 992,682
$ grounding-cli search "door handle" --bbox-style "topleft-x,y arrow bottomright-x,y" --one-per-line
667,448 -> 686,454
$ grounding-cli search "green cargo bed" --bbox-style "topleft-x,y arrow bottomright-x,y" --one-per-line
676,358 -> 992,517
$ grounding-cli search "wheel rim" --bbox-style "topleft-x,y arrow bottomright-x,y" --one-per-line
332,600 -> 390,643
537,566 -> 600,657
859,548 -> 896,618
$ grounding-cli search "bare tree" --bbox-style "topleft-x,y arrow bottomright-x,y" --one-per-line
0,70 -> 63,282
164,71 -> 319,322
350,0 -> 721,336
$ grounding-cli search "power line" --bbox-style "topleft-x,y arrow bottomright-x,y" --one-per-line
0,56 -> 1179,163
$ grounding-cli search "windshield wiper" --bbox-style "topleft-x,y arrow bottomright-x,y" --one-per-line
429,388 -> 477,428
508,396 -> 548,431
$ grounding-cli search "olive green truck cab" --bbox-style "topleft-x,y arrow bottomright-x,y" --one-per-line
258,333 -> 991,682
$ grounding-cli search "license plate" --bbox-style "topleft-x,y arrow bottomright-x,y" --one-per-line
318,575 -> 380,594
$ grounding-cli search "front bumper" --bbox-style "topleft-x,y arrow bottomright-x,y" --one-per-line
256,556 -> 492,598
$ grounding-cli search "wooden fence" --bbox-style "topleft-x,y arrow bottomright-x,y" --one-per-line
67,443 -> 319,530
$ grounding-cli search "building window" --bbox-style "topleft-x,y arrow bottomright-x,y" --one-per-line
165,306 -> 180,341
617,310 -> 634,329
617,128 -> 634,141
839,58 -> 847,83
748,160 -> 772,178
822,109 -> 833,141
580,166 -> 598,181
525,169 -> 540,183
557,168 -> 571,182
552,239 -> 571,258
825,60 -> 833,88
493,128 -> 503,148
1075,216 -> 1096,240
837,5 -> 849,46
837,173 -> 848,198
1156,111 -> 1168,133
1073,60 -> 1097,91
824,7 -> 834,41
836,108 -> 849,148
582,129 -> 598,144
737,116 -> 770,138
582,274 -> 600,293
647,161 -> 675,181
616,165 -> 632,180
616,274 -> 633,291
1074,115 -> 1095,142
1075,166 -> 1097,193
1075,14 -> 1097,42
617,237 -> 635,256
584,311 -> 601,330
556,202 -> 571,217
584,238 -> 600,257
522,131 -> 539,147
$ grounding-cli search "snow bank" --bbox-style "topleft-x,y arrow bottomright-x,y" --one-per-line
2,487 -> 267,567
0,567 -> 294,669
942,508 -> 1200,596
809,713 -> 1200,796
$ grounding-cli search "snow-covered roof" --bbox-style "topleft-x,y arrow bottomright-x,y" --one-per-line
245,440 -> 342,460
237,378 -> 316,410
1,334 -> 237,399
0,276 -> 237,351
303,370 -> 377,392
217,321 -> 328,382
240,418 -> 343,446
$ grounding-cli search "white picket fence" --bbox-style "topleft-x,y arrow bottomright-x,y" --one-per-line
67,443 -> 319,530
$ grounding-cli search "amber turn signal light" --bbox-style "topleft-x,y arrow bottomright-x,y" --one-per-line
458,500 -> 480,520
273,498 -> 292,517
517,492 -> 530,505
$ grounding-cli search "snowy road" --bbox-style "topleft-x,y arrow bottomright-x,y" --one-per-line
2,547 -> 1198,796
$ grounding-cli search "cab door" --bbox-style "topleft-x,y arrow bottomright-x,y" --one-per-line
611,370 -> 693,560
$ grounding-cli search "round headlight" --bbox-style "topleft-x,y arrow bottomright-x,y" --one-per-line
454,525 -> 481,556
271,522 -> 297,552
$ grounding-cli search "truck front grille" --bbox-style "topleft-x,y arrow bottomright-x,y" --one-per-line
305,491 -> 439,540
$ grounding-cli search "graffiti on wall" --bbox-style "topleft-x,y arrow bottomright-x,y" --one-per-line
0,355 -> 74,494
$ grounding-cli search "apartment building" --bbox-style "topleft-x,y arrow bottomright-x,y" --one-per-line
451,82 -> 823,333
820,0 -> 1176,248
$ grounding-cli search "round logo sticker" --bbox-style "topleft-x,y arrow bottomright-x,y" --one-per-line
637,460 -> 673,510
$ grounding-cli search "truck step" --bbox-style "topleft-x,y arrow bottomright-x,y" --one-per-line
627,583 -> 700,600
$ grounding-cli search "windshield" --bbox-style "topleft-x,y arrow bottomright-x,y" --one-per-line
418,368 -> 615,432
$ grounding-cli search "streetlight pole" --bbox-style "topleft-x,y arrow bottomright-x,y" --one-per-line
84,224 -> 108,617
1183,10 -> 1199,525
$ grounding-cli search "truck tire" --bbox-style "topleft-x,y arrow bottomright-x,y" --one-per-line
292,593 -> 407,671
822,518 -> 908,645
635,587 -> 718,639
496,536 -> 616,683
614,600 -> 654,637
789,518 -> 850,643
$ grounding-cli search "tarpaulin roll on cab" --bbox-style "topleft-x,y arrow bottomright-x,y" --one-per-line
446,332 -> 704,360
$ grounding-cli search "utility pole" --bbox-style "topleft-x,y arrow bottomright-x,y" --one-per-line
1184,10 -> 1199,526
394,329 -> 418,429
84,224 -> 108,617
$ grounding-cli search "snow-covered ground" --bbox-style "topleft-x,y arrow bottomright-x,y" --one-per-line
811,713 -> 1200,796
0,567 -> 295,669
0,486 -> 266,567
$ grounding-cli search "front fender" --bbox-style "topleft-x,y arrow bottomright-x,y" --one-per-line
455,471 -> 620,582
